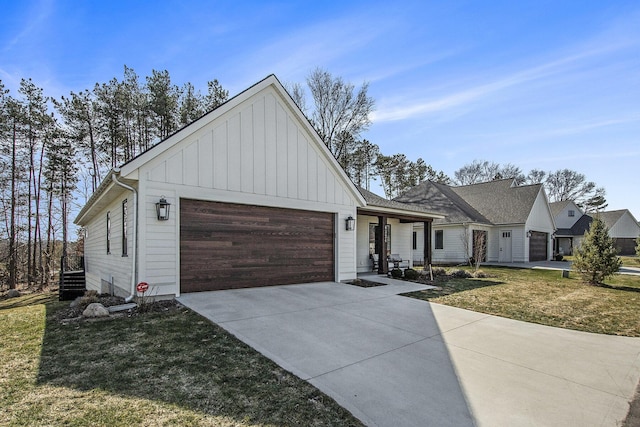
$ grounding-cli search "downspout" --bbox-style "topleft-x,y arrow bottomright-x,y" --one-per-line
112,168 -> 138,303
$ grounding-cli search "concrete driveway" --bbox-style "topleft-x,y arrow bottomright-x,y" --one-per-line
178,281 -> 640,426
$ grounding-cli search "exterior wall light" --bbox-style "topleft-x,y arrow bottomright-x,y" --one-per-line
156,196 -> 171,221
346,215 -> 355,231
526,230 -> 532,238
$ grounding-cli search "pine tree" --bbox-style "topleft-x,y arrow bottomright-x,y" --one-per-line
573,216 -> 622,284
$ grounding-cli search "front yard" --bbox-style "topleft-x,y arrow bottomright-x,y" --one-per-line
404,266 -> 640,337
0,293 -> 363,426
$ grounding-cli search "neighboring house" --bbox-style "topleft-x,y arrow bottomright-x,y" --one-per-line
395,179 -> 556,264
597,210 -> 640,255
74,75 -> 441,299
550,202 -> 640,256
550,201 -> 590,255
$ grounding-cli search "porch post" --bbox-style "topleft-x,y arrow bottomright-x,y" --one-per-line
377,215 -> 388,274
423,220 -> 432,266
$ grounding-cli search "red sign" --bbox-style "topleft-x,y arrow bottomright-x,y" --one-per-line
136,282 -> 149,293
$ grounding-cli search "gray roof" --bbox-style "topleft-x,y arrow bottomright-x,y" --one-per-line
394,178 -> 543,226
595,210 -> 626,229
394,181 -> 490,224
549,200 -> 571,218
358,187 -> 443,218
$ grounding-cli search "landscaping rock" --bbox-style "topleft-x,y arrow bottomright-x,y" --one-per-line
83,303 -> 109,318
7,289 -> 21,298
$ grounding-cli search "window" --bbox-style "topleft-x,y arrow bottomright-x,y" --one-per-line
435,230 -> 444,249
568,210 -> 575,217
106,211 -> 111,254
122,199 -> 128,256
502,231 -> 511,238
412,231 -> 417,250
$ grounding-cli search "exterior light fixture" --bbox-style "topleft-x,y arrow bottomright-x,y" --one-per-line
346,215 -> 355,231
526,230 -> 532,238
156,196 -> 171,221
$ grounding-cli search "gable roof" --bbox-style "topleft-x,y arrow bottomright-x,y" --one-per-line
357,187 -> 444,220
394,181 -> 490,224
549,200 -> 571,217
395,178 -> 543,226
76,74 -> 367,225
596,209 -> 627,229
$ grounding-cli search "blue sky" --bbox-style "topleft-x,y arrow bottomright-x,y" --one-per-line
2,0 -> 639,219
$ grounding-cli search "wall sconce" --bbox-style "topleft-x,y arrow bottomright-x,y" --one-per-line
526,230 -> 532,238
345,215 -> 355,231
156,196 -> 171,221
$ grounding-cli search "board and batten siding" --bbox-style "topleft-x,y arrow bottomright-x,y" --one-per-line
608,211 -> 640,238
83,189 -> 133,297
135,87 -> 358,296
524,190 -> 555,261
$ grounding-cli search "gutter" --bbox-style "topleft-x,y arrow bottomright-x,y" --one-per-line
111,168 -> 138,303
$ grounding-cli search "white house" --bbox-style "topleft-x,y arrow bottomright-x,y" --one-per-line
395,179 -> 556,264
74,75 -> 441,300
550,201 -> 640,256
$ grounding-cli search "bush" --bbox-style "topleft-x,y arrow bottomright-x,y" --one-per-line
390,268 -> 403,279
403,268 -> 419,280
431,267 -> 447,277
472,270 -> 487,278
555,254 -> 564,261
449,269 -> 471,278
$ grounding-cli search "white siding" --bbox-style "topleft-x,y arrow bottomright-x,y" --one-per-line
609,211 -> 640,238
135,87 -> 358,296
525,190 -> 556,261
83,190 -> 134,297
554,201 -> 583,229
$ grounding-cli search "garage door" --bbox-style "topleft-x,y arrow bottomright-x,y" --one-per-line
613,238 -> 636,256
529,231 -> 548,262
180,199 -> 335,292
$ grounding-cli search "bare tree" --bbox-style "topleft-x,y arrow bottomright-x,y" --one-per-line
454,159 -> 524,185
306,68 -> 375,166
459,226 -> 487,272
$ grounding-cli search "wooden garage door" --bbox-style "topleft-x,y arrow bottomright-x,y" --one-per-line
180,199 -> 335,292
529,231 -> 548,262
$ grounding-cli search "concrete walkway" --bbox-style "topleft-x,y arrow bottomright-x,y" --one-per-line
178,282 -> 640,426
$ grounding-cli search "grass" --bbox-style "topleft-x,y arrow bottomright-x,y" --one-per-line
619,255 -> 640,267
404,266 -> 640,337
0,292 -> 363,426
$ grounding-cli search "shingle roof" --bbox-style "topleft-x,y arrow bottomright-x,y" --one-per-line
393,181 -> 490,225
358,187 -> 443,218
549,200 -> 571,218
394,178 -> 543,225
595,210 -> 626,229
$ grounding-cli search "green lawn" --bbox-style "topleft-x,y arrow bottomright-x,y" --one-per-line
404,266 -> 640,337
0,292 -> 363,427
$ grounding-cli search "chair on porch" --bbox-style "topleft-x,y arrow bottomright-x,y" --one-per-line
371,254 -> 379,272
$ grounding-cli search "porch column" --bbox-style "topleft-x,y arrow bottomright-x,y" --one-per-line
377,215 -> 388,274
423,220 -> 432,266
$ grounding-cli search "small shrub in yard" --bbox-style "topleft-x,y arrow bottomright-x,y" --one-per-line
432,267 -> 447,277
390,268 -> 403,279
449,269 -> 472,278
404,268 -> 419,280
573,216 -> 622,284
472,270 -> 487,278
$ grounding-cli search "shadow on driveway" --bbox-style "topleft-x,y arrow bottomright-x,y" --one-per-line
179,281 -> 640,426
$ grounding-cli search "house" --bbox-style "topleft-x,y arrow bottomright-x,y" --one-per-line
74,75 -> 442,299
550,200 -> 591,255
551,201 -> 640,255
395,179 -> 556,264
598,210 -> 640,255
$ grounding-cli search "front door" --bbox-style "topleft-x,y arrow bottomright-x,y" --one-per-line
499,230 -> 512,262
